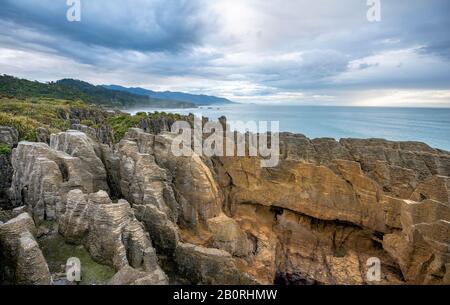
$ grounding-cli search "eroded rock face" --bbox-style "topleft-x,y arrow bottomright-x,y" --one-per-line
174,243 -> 257,285
207,214 -> 254,257
117,129 -> 254,284
0,213 -> 51,285
383,199 -> 450,284
117,131 -> 178,222
212,134 -> 450,284
50,130 -> 109,193
10,141 -> 101,223
152,132 -> 223,227
58,189 -> 168,283
15,231 -> 51,285
118,129 -> 223,229
6,126 -> 450,285
9,129 -> 113,223
59,191 -> 162,268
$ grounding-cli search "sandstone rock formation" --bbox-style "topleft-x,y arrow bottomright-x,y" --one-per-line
174,242 -> 257,285
116,129 -> 255,284
58,189 -> 168,284
10,141 -> 101,223
9,129 -> 113,223
0,213 -> 51,285
4,126 -> 450,285
50,130 -> 109,193
211,133 -> 450,284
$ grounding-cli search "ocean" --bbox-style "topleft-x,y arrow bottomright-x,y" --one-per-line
125,104 -> 450,151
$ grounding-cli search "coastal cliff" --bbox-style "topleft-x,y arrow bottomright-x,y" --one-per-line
1,123 -> 449,285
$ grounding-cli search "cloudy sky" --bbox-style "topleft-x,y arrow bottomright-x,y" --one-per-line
0,0 -> 449,106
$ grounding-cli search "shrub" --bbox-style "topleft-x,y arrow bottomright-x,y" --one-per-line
0,112 -> 40,141
0,143 -> 11,155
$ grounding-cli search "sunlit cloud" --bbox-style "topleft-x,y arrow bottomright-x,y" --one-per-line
0,0 -> 449,106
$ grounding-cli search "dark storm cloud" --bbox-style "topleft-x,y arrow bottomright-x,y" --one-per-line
0,0 -> 449,105
0,0 -> 209,53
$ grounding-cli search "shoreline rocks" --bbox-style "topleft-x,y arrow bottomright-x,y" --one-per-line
2,126 -> 449,285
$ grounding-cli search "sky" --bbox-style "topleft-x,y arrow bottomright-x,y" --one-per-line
0,0 -> 449,106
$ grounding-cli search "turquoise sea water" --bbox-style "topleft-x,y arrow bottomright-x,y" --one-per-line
126,104 -> 450,151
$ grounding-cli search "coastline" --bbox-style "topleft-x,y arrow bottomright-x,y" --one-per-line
123,104 -> 450,152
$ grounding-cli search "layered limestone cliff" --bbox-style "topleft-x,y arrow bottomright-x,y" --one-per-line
1,126 -> 449,285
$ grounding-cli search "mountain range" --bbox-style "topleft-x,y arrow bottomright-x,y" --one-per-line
0,75 -> 233,108
104,85 -> 234,106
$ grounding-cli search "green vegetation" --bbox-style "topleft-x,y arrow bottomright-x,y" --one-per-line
0,111 -> 42,141
0,97 -> 108,141
0,92 -> 193,144
39,233 -> 115,285
107,112 -> 148,141
107,111 -> 188,141
0,143 -> 11,155
0,75 -> 196,108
